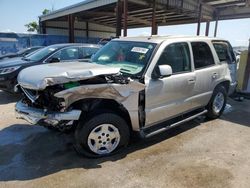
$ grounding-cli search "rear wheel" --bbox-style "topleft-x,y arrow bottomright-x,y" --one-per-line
75,113 -> 130,158
206,86 -> 227,119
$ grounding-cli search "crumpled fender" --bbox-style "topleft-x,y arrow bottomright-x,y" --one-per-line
54,79 -> 145,107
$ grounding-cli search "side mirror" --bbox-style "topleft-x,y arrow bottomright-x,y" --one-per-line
159,65 -> 172,77
49,57 -> 60,63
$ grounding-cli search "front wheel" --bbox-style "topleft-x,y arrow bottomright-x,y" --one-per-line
75,113 -> 130,158
206,85 -> 227,119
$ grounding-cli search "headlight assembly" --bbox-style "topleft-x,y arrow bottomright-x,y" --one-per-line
0,66 -> 21,75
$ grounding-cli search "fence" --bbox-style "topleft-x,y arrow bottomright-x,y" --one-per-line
0,32 -> 100,56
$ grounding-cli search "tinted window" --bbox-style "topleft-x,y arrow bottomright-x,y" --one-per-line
213,42 -> 235,64
27,46 -> 59,61
191,42 -> 215,69
213,43 -> 228,61
157,42 -> 191,73
79,47 -> 99,59
52,47 -> 79,61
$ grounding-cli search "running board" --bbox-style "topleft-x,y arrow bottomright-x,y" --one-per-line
141,109 -> 208,138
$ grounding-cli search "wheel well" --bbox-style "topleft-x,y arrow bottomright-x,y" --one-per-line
71,98 -> 132,131
216,81 -> 230,93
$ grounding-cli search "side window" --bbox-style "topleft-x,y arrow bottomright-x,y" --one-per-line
157,42 -> 191,74
191,42 -> 215,69
226,42 -> 236,62
79,47 -> 99,59
52,47 -> 79,61
213,42 -> 235,64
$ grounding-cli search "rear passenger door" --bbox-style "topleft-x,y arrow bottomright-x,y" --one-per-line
212,41 -> 237,85
190,42 -> 221,108
145,42 -> 196,126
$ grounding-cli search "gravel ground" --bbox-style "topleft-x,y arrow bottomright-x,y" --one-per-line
0,90 -> 250,188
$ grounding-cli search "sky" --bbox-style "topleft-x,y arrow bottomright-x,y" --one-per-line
0,0 -> 250,47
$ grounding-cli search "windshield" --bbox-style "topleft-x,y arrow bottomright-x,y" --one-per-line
25,46 -> 59,61
91,41 -> 157,76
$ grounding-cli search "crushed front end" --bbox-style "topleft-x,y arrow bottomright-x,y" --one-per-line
15,62 -> 145,132
15,85 -> 82,131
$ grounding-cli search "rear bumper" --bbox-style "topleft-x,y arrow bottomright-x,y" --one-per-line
15,100 -> 82,125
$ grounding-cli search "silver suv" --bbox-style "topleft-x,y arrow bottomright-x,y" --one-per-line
15,36 -> 237,157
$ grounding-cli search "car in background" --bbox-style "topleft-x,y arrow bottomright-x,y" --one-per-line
0,46 -> 43,61
0,43 -> 101,92
98,37 -> 116,45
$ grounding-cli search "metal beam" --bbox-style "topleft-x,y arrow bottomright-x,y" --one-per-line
116,0 -> 122,37
205,21 -> 210,36
123,0 -> 128,36
243,39 -> 250,91
86,21 -> 89,40
40,21 -> 46,34
39,0 -> 117,22
151,0 -> 158,35
68,14 -> 75,43
197,3 -> 202,36
218,6 -> 250,20
214,12 -> 219,37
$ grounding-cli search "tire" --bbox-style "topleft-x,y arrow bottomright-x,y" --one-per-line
206,85 -> 227,119
74,113 -> 130,158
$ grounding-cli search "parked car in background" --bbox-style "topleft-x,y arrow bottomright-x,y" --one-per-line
0,46 -> 43,61
98,37 -> 115,45
0,43 -> 101,92
16,36 -> 235,157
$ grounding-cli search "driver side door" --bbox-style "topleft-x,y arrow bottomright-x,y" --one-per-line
144,42 -> 196,127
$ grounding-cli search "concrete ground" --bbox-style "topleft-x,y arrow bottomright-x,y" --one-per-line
0,90 -> 250,188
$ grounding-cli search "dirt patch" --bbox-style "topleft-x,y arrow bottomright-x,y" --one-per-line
169,163 -> 233,188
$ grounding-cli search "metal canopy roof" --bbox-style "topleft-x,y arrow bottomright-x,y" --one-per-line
40,0 -> 250,29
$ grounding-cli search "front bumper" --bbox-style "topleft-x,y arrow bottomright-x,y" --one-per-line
15,100 -> 82,126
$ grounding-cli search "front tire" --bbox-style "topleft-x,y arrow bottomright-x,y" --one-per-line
75,113 -> 130,158
206,85 -> 227,119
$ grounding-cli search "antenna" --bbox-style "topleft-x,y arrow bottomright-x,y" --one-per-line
51,0 -> 55,11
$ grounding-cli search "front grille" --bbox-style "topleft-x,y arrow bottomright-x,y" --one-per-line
20,87 -> 39,103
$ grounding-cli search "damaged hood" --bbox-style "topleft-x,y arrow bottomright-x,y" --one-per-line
17,62 -> 120,90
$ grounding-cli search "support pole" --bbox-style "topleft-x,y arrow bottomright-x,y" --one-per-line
39,18 -> 46,34
68,14 -> 75,43
205,21 -> 210,36
42,22 -> 46,34
196,3 -> 202,36
116,0 -> 122,37
123,0 -> 128,37
151,0 -> 157,35
243,39 -> 250,91
86,21 -> 89,42
214,16 -> 218,37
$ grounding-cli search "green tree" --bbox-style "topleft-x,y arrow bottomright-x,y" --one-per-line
25,9 -> 51,33
42,9 -> 50,15
25,21 -> 39,32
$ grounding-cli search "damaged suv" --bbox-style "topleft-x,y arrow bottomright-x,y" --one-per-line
16,36 -> 236,157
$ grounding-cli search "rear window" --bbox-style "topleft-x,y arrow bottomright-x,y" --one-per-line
212,41 -> 236,64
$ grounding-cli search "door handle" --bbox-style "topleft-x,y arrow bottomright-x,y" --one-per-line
188,78 -> 196,84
